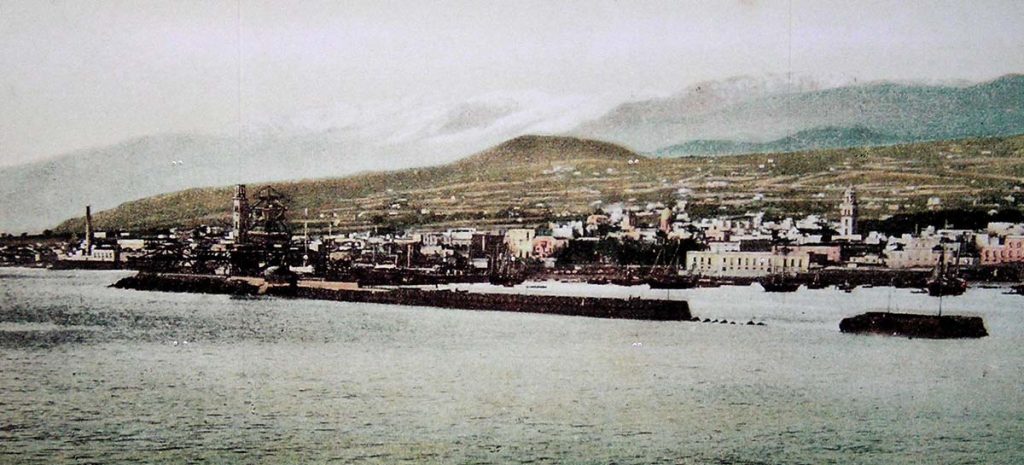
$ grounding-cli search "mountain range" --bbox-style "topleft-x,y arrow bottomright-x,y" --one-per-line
2,74 -> 1024,233
0,92 -> 613,234
572,74 -> 1024,152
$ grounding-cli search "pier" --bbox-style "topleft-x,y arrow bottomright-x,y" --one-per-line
112,273 -> 692,321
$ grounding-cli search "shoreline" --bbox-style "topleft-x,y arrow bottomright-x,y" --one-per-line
12,261 -> 1023,287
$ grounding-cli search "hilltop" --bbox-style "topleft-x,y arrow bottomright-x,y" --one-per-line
458,135 -> 638,166
55,134 -> 1024,235
55,135 -> 647,233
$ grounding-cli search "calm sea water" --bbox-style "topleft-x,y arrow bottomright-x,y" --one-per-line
1,268 -> 1022,464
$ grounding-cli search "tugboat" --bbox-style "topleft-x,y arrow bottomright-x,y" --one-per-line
925,245 -> 967,297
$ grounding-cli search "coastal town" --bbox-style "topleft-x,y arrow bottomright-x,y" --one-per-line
3,183 -> 1023,295
6,2 -> 1024,463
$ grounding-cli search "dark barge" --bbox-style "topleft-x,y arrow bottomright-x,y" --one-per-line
112,272 -> 261,295
112,273 -> 691,321
839,312 -> 987,339
277,286 -> 689,321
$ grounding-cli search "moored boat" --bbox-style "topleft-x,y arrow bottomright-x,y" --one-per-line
759,273 -> 800,292
489,273 -> 526,287
806,272 -> 828,290
926,277 -> 968,297
645,272 -> 698,289
925,244 -> 968,297
488,253 -> 527,287
610,275 -> 644,286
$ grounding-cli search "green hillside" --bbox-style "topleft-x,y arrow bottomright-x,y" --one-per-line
655,126 -> 900,157
56,134 -> 1024,235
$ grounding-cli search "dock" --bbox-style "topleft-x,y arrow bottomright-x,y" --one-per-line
111,273 -> 691,321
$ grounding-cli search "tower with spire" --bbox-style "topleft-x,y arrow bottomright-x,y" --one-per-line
232,184 -> 249,244
839,187 -> 858,236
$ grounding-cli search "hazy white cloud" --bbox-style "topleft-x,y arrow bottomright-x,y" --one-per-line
1,0 -> 1023,167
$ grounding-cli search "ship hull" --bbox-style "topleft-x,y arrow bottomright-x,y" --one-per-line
760,281 -> 800,292
646,276 -> 698,289
926,278 -> 968,297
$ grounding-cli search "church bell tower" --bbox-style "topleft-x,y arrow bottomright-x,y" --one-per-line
232,184 -> 249,244
839,187 -> 858,236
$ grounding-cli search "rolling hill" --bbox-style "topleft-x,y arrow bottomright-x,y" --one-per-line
55,134 -> 1024,235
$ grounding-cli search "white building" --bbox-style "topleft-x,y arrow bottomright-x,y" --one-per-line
884,236 -> 960,269
504,228 -> 536,258
686,251 -> 809,277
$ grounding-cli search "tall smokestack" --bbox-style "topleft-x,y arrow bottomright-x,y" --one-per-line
84,205 -> 93,255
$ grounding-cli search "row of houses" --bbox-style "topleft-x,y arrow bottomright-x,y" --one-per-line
42,188 -> 1024,278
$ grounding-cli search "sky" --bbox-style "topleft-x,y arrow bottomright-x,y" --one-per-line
1,0 -> 1023,167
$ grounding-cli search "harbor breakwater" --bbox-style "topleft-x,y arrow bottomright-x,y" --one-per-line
111,273 -> 691,321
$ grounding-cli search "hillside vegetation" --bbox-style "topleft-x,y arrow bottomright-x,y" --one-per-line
56,134 -> 1024,234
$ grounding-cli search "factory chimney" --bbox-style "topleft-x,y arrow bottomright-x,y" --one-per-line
84,205 -> 93,256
